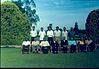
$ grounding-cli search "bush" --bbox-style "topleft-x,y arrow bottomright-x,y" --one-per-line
1,2 -> 31,45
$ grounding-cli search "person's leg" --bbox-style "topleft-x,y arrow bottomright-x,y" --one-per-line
32,46 -> 36,53
64,47 -> 67,53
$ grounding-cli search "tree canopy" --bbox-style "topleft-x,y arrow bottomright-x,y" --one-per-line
85,9 -> 99,44
1,2 -> 31,45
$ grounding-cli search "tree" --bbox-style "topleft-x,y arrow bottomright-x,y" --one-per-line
1,2 -> 31,45
85,9 -> 99,44
73,22 -> 79,35
74,22 -> 79,31
12,0 -> 40,26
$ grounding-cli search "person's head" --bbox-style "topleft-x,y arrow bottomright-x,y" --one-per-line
41,27 -> 43,31
56,26 -> 59,31
49,24 -> 52,27
63,37 -> 66,40
63,27 -> 66,31
48,26 -> 51,31
32,26 -> 35,31
49,24 -> 52,30
70,27 -> 73,31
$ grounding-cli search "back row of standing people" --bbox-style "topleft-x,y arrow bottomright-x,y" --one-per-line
30,25 -> 68,45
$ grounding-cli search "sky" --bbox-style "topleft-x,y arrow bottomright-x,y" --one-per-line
1,0 -> 99,30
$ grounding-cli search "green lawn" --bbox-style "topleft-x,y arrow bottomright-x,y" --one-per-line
1,48 -> 99,68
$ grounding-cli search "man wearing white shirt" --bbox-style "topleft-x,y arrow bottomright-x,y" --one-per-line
30,26 -> 37,52
22,39 -> 30,54
39,27 -> 46,41
62,27 -> 68,40
54,26 -> 61,44
47,26 -> 54,44
47,26 -> 54,52
30,26 -> 37,43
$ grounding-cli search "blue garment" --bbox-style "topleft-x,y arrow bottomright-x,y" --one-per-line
68,40 -> 77,46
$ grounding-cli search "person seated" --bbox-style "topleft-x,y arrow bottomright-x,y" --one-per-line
39,37 -> 50,54
77,38 -> 85,52
22,38 -> 30,54
51,40 -> 59,54
88,40 -> 96,52
61,37 -> 68,53
68,39 -> 77,53
32,38 -> 40,53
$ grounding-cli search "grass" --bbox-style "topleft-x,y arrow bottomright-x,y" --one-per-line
1,48 -> 99,68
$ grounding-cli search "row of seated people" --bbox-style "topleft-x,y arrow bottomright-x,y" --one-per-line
22,37 -> 96,54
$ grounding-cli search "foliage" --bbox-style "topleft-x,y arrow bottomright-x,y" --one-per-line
85,9 -> 99,43
1,2 -> 31,45
12,0 -> 40,25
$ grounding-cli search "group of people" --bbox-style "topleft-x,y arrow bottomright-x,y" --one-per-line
22,24 -> 96,54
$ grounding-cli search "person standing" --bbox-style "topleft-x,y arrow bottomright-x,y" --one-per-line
62,27 -> 68,40
47,26 -> 54,52
39,27 -> 46,42
54,26 -> 61,44
30,26 -> 37,52
30,26 -> 37,42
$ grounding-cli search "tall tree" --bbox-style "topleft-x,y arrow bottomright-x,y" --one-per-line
74,22 -> 79,35
1,2 -> 31,45
12,0 -> 40,26
85,9 -> 99,44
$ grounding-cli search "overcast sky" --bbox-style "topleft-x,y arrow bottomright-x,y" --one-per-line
1,0 -> 99,30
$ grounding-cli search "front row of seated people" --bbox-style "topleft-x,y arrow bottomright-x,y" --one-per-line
22,37 -> 96,54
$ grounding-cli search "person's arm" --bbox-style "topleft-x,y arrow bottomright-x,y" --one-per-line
51,30 -> 54,37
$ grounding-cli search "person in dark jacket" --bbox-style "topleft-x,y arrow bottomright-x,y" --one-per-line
51,40 -> 59,54
61,37 -> 68,53
88,41 -> 96,52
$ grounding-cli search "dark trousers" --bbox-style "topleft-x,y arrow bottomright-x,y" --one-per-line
80,45 -> 86,52
70,45 -> 76,53
89,46 -> 95,52
42,47 -> 49,54
48,37 -> 53,52
52,47 -> 58,54
62,47 -> 68,53
30,37 -> 35,52
22,45 -> 30,54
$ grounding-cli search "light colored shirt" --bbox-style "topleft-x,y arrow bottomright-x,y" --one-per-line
78,40 -> 84,45
39,41 -> 50,47
68,40 -> 77,46
85,40 -> 92,45
22,41 -> 30,46
54,30 -> 61,37
62,31 -> 68,40
32,41 -> 39,46
47,30 -> 54,37
30,30 -> 37,37
39,31 -> 46,40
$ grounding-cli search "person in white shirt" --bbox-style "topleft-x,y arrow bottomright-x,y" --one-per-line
31,37 -> 41,53
39,27 -> 46,42
30,26 -> 37,43
22,38 -> 30,54
39,37 -> 50,54
47,26 -> 54,43
62,27 -> 68,40
47,26 -> 54,52
54,26 -> 61,44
